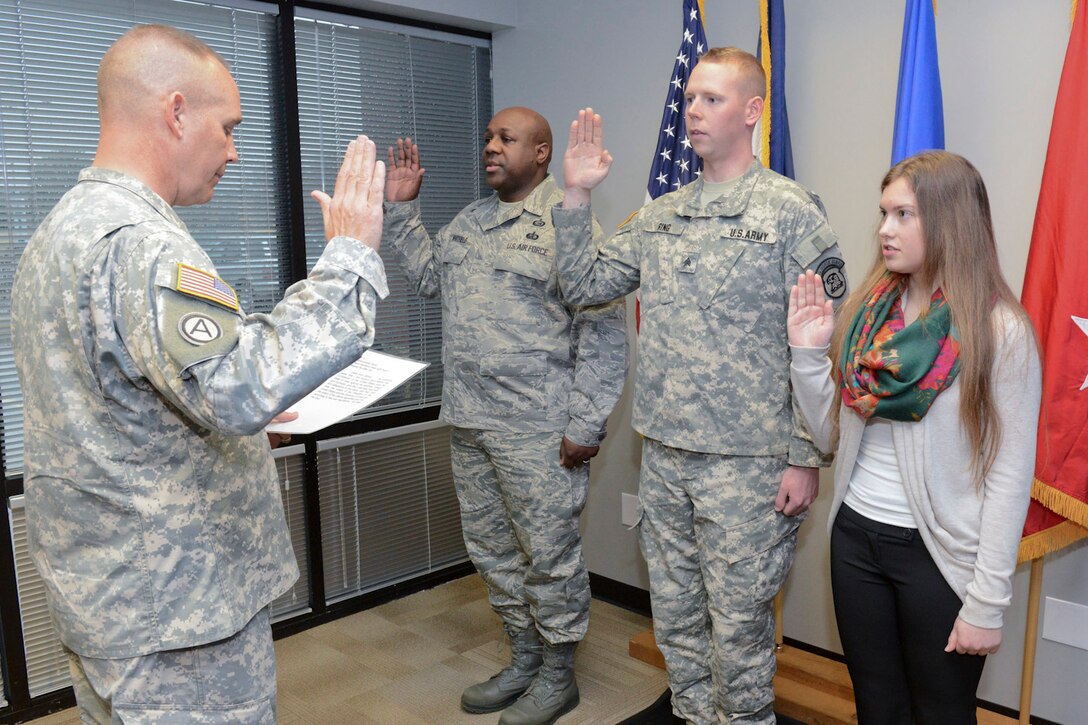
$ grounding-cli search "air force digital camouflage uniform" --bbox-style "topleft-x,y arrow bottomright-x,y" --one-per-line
552,161 -> 845,724
12,168 -> 388,723
382,175 -> 626,644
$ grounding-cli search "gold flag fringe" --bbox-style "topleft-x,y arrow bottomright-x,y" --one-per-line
1017,477 -> 1088,562
1018,478 -> 1088,566
1018,519 -> 1088,562
1031,477 -> 1088,528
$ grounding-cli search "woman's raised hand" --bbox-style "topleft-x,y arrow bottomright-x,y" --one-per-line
787,270 -> 835,348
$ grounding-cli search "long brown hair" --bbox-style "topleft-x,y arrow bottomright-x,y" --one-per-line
829,151 -> 1032,478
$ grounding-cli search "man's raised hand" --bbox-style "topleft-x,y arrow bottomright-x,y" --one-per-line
563,107 -> 612,206
385,137 -> 425,203
310,135 -> 387,251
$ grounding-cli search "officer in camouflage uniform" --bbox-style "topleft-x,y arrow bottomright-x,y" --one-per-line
381,107 -> 627,725
554,49 -> 846,724
11,25 -> 388,724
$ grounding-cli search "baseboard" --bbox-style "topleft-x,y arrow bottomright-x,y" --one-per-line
0,688 -> 75,725
636,636 -> 1059,725
272,560 -> 476,640
782,635 -> 847,664
588,572 -> 651,616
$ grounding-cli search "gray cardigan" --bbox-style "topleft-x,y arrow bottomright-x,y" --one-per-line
789,307 -> 1041,629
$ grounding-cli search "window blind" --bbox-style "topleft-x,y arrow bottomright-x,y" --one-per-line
294,10 -> 492,417
0,0 -> 284,477
317,421 -> 466,604
7,444 -> 313,700
7,495 -> 68,698
270,444 -> 311,622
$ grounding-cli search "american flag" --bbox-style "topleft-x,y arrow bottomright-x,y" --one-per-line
176,263 -> 239,310
646,0 -> 708,200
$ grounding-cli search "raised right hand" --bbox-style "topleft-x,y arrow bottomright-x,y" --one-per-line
787,270 -> 835,348
310,135 -> 386,251
563,107 -> 612,202
385,137 -> 425,202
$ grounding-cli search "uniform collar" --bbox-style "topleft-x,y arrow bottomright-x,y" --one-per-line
78,167 -> 188,232
474,174 -> 558,231
674,159 -> 763,219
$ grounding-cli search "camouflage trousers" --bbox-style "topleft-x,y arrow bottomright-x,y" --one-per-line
638,439 -> 801,725
450,427 -> 590,644
66,608 -> 275,724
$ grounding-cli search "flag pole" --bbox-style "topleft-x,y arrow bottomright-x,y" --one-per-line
1018,558 -> 1043,724
764,0 -> 783,647
1017,5 -> 1088,720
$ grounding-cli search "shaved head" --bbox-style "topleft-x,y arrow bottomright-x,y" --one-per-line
93,24 -> 242,207
482,106 -> 553,201
98,24 -> 231,122
493,106 -> 553,165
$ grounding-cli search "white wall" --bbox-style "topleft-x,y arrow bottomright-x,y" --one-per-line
491,2 -> 1087,722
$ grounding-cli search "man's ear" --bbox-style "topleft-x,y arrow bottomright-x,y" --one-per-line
745,95 -> 765,128
535,141 -> 550,166
165,91 -> 186,140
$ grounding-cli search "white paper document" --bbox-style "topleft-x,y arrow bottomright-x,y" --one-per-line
266,350 -> 429,435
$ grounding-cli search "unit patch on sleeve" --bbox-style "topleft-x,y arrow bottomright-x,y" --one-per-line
175,263 -> 239,311
160,289 -> 241,371
816,257 -> 847,299
178,312 -> 222,346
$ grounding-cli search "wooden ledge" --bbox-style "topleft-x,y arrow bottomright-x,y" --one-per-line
629,627 -> 1016,724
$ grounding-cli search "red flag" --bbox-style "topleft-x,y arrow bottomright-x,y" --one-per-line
1019,4 -> 1088,561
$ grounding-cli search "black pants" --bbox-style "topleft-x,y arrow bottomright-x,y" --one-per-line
830,504 -> 986,725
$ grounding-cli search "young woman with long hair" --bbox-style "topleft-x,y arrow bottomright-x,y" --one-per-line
786,151 -> 1041,723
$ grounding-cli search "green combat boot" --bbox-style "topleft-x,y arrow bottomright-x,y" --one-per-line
460,626 -> 543,713
498,641 -> 579,725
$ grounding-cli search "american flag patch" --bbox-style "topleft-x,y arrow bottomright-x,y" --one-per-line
175,263 -> 239,310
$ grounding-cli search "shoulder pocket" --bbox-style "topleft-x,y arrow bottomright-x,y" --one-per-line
155,287 -> 242,374
790,227 -> 838,269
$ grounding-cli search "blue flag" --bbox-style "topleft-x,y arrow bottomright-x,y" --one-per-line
646,0 -> 708,200
757,0 -> 794,179
891,0 -> 944,164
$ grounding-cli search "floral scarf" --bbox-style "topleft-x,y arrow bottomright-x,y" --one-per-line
839,273 -> 961,421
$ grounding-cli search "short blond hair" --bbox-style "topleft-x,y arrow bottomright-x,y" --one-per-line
697,47 -> 765,99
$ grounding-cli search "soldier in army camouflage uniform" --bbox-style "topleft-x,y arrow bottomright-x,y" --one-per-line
554,49 -> 847,724
11,25 -> 388,724
381,107 -> 627,725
